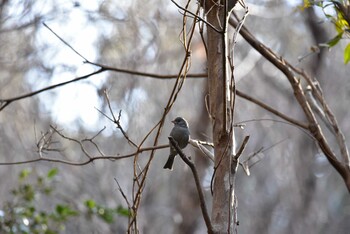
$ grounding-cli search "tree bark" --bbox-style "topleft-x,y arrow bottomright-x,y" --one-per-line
205,1 -> 237,233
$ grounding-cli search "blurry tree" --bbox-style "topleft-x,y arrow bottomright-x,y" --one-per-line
0,0 -> 350,234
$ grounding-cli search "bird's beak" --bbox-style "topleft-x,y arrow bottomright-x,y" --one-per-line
171,120 -> 175,124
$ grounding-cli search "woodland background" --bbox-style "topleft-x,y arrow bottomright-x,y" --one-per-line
0,0 -> 350,233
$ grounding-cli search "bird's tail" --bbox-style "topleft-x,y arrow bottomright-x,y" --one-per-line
163,156 -> 175,170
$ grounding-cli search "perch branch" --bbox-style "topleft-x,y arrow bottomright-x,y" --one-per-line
169,136 -> 213,234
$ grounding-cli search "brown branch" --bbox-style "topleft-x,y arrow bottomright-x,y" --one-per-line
234,135 -> 250,161
236,90 -> 308,129
127,4 -> 202,232
43,22 -> 89,62
169,137 -> 214,234
0,67 -> 206,112
88,61 -> 207,79
229,16 -> 350,192
0,68 -> 106,111
301,75 -> 350,166
114,178 -> 132,215
0,144 -> 169,166
102,91 -> 137,148
170,0 -> 223,34
189,138 -> 215,162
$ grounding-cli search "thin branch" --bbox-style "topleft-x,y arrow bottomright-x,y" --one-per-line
169,137 -> 214,234
236,90 -> 308,129
0,144 -> 169,166
305,87 -> 334,133
170,0 -> 223,34
87,61 -> 207,79
43,22 -> 89,62
302,75 -> 350,166
114,178 -> 132,214
248,138 -> 288,169
229,16 -> 350,192
0,68 -> 106,111
189,138 -> 214,162
128,4 -> 201,231
50,125 -> 93,160
235,118 -> 314,140
103,91 -> 137,148
234,135 -> 250,161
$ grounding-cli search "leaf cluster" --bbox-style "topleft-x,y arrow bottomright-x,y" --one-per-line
301,0 -> 350,63
0,168 -> 129,233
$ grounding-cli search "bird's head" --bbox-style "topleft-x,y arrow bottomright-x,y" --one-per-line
172,117 -> 189,128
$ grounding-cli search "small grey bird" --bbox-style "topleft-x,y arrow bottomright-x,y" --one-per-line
163,117 -> 190,170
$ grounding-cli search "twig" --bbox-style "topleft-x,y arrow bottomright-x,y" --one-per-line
86,61 -> 207,79
235,118 -> 314,140
43,22 -> 89,62
229,15 -> 350,193
0,144 -> 169,166
128,4 -> 200,231
0,68 -> 105,111
236,90 -> 308,129
114,178 -> 132,214
103,90 -> 137,148
234,135 -> 250,161
189,139 -> 214,162
245,138 -> 288,169
170,0 -> 222,34
305,87 -> 334,133
169,136 -> 214,234
50,125 -> 93,160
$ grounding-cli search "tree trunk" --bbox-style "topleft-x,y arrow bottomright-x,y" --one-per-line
205,1 -> 237,233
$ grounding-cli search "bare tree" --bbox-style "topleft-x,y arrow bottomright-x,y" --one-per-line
1,0 -> 350,233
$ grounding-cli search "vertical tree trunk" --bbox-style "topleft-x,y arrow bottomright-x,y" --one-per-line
205,1 -> 237,233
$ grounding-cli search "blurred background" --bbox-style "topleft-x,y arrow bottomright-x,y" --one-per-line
0,0 -> 350,233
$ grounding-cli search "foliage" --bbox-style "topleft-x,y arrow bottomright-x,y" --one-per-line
301,0 -> 350,63
0,169 -> 130,233
84,200 -> 131,224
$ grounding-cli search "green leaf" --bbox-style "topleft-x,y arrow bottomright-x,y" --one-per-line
21,184 -> 35,202
326,33 -> 343,47
19,169 -> 32,181
335,18 -> 348,33
84,199 -> 96,209
298,1 -> 309,10
98,207 -> 114,223
47,168 -> 58,179
55,204 -> 78,219
23,205 -> 36,217
344,43 -> 350,64
116,205 -> 131,217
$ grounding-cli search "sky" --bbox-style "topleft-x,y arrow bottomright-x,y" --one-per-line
21,1 -> 115,134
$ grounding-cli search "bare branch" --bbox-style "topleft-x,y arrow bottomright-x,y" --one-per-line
0,144 -> 169,166
170,0 -> 223,34
103,91 -> 137,148
87,61 -> 207,79
189,138 -> 214,162
234,135 -> 250,161
229,15 -> 350,192
128,5 -> 201,231
236,90 -> 308,129
169,136 -> 214,234
0,68 -> 105,111
43,22 -> 89,62
114,178 -> 132,214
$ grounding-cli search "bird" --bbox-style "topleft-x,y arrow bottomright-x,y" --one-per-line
163,117 -> 190,170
